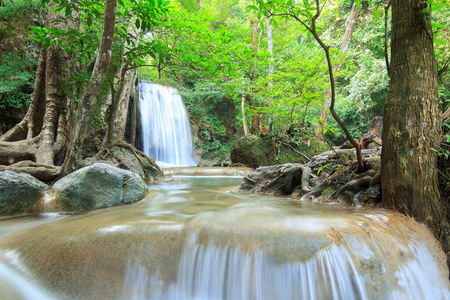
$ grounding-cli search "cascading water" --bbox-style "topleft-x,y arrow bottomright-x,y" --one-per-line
1,177 -> 449,299
139,82 -> 197,167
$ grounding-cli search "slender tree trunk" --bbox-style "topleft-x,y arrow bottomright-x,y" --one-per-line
267,12 -> 274,132
241,95 -> 249,135
315,2 -> 359,139
381,0 -> 449,258
113,69 -> 136,142
249,10 -> 260,135
63,0 -> 117,173
130,91 -> 137,145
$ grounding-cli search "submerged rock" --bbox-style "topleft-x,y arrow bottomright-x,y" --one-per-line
0,171 -> 47,216
53,163 -> 148,211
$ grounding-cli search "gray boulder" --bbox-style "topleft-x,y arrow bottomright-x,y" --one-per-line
0,171 -> 47,215
53,163 -> 147,211
240,163 -> 311,196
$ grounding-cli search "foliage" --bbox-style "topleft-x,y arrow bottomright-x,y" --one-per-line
28,0 -> 171,100
0,0 -> 45,110
0,52 -> 37,109
0,0 -> 44,20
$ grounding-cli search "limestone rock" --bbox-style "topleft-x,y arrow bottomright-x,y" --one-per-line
0,171 -> 47,215
53,163 -> 148,211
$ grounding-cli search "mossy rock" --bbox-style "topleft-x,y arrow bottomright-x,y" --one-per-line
53,163 -> 148,212
230,135 -> 327,168
0,171 -> 47,215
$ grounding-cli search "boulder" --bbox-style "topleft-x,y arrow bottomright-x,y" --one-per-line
83,142 -> 163,182
0,171 -> 47,215
230,135 -> 273,168
240,163 -> 311,196
230,135 -> 327,168
53,163 -> 148,211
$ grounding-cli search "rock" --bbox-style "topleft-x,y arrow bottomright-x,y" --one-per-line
354,185 -> 381,206
0,171 -> 47,215
230,135 -> 327,168
53,163 -> 148,211
230,135 -> 274,168
240,163 -> 310,195
83,143 -> 163,182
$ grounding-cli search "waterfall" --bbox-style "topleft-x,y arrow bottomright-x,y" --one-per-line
139,82 -> 197,167
123,238 -> 450,300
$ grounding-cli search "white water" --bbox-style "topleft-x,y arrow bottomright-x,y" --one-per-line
122,236 -> 450,300
125,239 -> 369,300
1,178 -> 449,300
139,82 -> 197,167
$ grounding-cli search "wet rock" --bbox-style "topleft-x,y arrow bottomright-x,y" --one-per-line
354,185 -> 381,206
53,163 -> 148,211
83,143 -> 163,182
0,171 -> 47,215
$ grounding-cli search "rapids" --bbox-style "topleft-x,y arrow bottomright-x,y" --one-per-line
0,176 -> 449,299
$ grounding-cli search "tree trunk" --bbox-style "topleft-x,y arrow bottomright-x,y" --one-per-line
242,95 -> 249,136
113,69 -> 136,142
315,2 -> 359,139
0,1 -> 79,177
381,0 -> 449,256
250,10 -> 259,135
63,0 -> 117,173
130,90 -> 137,145
267,13 -> 274,132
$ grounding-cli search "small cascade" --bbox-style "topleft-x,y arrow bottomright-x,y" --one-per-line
123,237 -> 450,300
143,239 -> 368,300
139,82 -> 197,167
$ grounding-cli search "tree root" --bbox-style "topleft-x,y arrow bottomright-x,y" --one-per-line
329,176 -> 372,200
105,141 -> 160,171
0,137 -> 40,165
266,166 -> 311,195
0,160 -> 61,181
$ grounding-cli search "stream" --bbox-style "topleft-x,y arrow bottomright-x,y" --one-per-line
0,176 -> 449,299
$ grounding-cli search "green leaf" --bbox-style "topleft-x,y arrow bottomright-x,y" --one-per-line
434,39 -> 446,44
432,4 -> 445,10
431,23 -> 444,28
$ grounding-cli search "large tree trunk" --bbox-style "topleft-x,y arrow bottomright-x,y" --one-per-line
0,2 -> 79,178
63,0 -> 117,173
381,0 -> 449,259
315,2 -> 359,139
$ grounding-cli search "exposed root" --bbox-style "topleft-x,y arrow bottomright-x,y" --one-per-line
329,176 -> 372,201
106,141 -> 160,170
0,160 -> 61,181
370,171 -> 381,186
